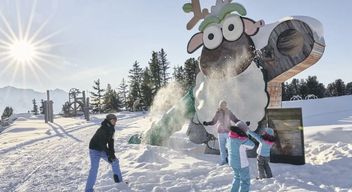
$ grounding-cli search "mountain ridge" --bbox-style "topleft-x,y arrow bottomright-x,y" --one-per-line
0,86 -> 68,114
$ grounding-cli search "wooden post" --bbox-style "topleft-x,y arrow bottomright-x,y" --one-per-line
82,91 -> 86,106
85,97 -> 90,121
45,90 -> 49,123
267,82 -> 282,108
73,93 -> 77,117
49,101 -> 54,123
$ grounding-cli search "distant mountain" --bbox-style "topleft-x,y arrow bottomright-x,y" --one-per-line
0,86 -> 68,114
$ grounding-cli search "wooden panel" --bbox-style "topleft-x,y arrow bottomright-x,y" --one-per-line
260,20 -> 325,83
270,42 -> 325,83
259,19 -> 325,108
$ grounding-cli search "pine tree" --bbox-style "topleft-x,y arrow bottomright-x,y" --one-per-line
326,83 -> 334,97
173,66 -> 186,88
40,99 -> 45,114
290,78 -> 301,97
282,78 -> 301,100
110,90 -> 122,112
346,82 -> 352,95
1,106 -> 13,120
282,82 -> 291,101
159,48 -> 170,86
103,84 -> 122,112
62,102 -> 70,116
118,78 -> 128,110
127,61 -> 143,110
141,67 -> 153,108
327,79 -> 346,96
305,76 -> 325,98
32,99 -> 39,115
299,79 -> 308,98
184,58 -> 198,90
335,79 -> 346,96
149,51 -> 162,94
103,84 -> 113,112
90,79 -> 105,113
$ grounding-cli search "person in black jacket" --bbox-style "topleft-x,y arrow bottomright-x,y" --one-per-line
85,114 -> 123,192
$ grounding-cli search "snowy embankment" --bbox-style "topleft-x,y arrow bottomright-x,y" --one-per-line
0,96 -> 351,192
282,95 -> 352,126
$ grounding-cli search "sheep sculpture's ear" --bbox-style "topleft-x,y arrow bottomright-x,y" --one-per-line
187,32 -> 204,54
243,18 -> 265,36
259,18 -> 325,83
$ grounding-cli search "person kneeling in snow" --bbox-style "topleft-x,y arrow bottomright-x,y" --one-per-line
246,127 -> 275,179
227,121 -> 255,192
85,114 -> 123,192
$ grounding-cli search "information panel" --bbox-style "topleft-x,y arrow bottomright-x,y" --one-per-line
267,108 -> 305,165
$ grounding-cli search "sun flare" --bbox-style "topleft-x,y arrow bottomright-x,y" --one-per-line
0,1 -> 62,85
8,40 -> 37,64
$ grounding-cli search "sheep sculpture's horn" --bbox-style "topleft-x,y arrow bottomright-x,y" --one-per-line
183,0 -> 209,30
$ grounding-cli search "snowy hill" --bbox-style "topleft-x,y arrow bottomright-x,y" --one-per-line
0,86 -> 68,114
0,96 -> 351,191
283,95 -> 352,126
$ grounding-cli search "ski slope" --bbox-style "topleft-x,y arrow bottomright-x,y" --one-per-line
0,96 -> 351,192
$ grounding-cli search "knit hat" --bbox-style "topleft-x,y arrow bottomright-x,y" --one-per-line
229,126 -> 247,137
264,128 -> 274,136
106,114 -> 117,121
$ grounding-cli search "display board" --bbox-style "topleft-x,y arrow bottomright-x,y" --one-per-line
266,108 -> 305,165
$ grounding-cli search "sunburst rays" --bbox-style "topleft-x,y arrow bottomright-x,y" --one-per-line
0,0 -> 63,87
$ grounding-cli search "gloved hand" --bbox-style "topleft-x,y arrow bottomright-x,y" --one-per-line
203,121 -> 209,126
246,121 -> 250,126
107,151 -> 117,163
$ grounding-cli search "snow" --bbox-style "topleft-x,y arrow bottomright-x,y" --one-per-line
0,96 -> 352,191
282,95 -> 352,126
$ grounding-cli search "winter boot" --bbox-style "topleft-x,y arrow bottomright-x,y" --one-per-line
113,174 -> 121,183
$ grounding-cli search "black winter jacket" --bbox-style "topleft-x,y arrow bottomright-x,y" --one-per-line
89,119 -> 115,154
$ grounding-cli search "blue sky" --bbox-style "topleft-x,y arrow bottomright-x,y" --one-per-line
0,0 -> 351,92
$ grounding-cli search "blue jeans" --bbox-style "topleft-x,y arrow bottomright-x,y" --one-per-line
231,166 -> 250,192
218,133 -> 228,164
85,149 -> 123,192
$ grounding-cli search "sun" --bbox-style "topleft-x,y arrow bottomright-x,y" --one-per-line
0,1 -> 62,85
8,40 -> 38,64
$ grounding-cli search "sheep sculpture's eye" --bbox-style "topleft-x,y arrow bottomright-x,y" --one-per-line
222,14 -> 243,41
203,24 -> 223,50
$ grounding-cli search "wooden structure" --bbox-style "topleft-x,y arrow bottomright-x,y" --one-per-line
63,88 -> 90,120
260,19 -> 325,108
44,90 -> 54,123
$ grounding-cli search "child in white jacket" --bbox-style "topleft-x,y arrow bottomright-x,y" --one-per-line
227,121 -> 255,192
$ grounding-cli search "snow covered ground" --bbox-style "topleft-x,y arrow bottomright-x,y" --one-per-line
0,96 -> 351,192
